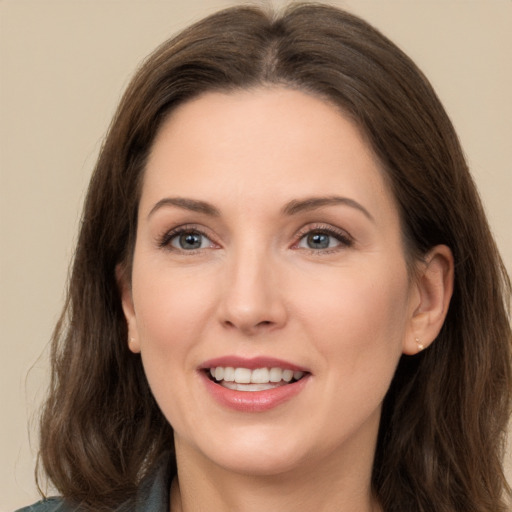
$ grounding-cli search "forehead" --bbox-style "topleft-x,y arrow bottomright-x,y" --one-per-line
141,87 -> 397,221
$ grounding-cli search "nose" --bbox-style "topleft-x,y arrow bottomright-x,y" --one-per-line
217,246 -> 288,336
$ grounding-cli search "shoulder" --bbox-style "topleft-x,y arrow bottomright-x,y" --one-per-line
14,497 -> 77,512
15,452 -> 175,512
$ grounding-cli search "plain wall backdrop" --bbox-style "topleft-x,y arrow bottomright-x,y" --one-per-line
1,1 -> 511,510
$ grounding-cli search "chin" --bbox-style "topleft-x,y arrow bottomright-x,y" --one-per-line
209,445 -> 307,477
177,425 -> 311,477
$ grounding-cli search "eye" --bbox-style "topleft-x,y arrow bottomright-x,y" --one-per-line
159,227 -> 216,252
171,231 -> 209,250
296,226 -> 353,251
298,231 -> 339,250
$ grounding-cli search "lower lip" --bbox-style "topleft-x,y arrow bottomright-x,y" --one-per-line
200,372 -> 310,412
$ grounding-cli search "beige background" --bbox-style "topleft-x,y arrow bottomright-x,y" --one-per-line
1,0 -> 511,510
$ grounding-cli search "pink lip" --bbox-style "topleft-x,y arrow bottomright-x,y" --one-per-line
200,356 -> 308,372
198,356 -> 311,413
200,372 -> 310,412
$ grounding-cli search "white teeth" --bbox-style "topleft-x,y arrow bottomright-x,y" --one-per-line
282,369 -> 294,382
251,368 -> 270,383
223,367 -> 235,382
214,367 -> 224,381
234,367 -> 251,384
209,366 -> 305,385
222,381 -> 284,392
269,367 -> 282,382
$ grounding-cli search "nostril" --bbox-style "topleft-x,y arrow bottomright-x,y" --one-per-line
222,319 -> 274,332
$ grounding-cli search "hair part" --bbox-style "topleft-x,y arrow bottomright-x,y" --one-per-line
38,4 -> 511,511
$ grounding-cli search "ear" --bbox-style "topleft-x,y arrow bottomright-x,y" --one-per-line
115,263 -> 141,354
403,245 -> 454,355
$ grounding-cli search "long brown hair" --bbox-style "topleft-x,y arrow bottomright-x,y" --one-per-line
38,4 -> 511,511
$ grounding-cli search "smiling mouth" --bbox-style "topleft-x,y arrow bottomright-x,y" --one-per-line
206,366 -> 307,391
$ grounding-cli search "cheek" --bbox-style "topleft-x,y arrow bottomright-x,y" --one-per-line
130,267 -> 216,429
296,267 -> 410,433
295,263 -> 411,378
132,264 -> 215,347
130,267 -> 214,405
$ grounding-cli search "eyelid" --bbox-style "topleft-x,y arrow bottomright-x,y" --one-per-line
292,223 -> 354,250
156,222 -> 354,253
157,224 -> 220,252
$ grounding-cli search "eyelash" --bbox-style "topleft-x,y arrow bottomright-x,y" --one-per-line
294,224 -> 354,254
157,224 -> 217,254
157,223 -> 354,254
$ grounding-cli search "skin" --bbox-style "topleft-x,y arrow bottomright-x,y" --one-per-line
120,87 -> 453,512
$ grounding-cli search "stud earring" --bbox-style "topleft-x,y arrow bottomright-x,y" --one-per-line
415,337 -> 424,352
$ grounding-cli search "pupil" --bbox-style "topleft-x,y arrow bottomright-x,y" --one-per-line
180,232 -> 201,249
308,232 -> 329,249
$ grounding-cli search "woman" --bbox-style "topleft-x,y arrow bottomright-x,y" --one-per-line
19,3 -> 511,511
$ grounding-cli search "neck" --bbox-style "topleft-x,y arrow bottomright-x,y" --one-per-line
170,437 -> 381,512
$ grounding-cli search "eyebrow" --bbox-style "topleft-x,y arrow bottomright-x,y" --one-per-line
148,197 -> 220,219
282,196 -> 374,221
147,195 -> 374,222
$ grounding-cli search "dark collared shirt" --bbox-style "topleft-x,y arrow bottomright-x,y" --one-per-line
15,453 -> 174,512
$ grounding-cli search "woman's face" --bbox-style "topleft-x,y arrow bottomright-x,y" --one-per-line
121,88 -> 420,477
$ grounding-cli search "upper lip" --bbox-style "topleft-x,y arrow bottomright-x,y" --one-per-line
200,356 -> 309,373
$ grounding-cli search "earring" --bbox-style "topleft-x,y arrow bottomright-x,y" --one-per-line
129,337 -> 136,345
415,337 -> 424,352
